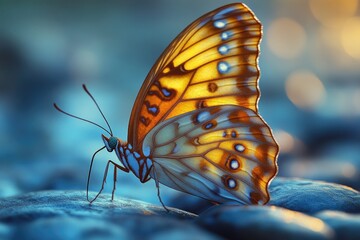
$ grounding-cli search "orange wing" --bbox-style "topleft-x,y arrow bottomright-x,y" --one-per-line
128,3 -> 262,149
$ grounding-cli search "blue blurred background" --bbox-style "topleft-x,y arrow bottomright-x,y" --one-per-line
0,0 -> 359,205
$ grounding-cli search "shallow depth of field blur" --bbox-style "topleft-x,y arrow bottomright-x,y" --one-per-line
0,0 -> 359,205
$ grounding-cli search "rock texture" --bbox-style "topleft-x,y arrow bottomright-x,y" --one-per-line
0,191 -> 220,240
315,211 -> 360,240
196,204 -> 334,240
269,178 -> 360,214
1,178 -> 360,240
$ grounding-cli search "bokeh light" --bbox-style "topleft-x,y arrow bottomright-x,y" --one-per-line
267,18 -> 306,59
70,48 -> 100,80
309,0 -> 358,28
341,163 -> 357,178
276,206 -> 328,233
341,17 -> 360,59
274,130 -> 294,154
274,130 -> 305,155
285,70 -> 326,110
286,158 -> 357,180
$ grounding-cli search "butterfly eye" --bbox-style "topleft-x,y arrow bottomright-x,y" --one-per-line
102,135 -> 117,152
108,136 -> 117,149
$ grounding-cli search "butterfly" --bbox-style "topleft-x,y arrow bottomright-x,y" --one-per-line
55,3 -> 279,209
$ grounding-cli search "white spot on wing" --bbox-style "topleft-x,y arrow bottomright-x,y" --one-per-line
218,45 -> 229,55
218,61 -> 230,74
221,31 -> 232,40
235,144 -> 245,152
230,159 -> 240,170
214,20 -> 227,28
228,178 -> 237,188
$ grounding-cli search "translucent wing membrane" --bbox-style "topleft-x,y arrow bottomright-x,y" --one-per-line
143,105 -> 278,204
128,3 -> 262,149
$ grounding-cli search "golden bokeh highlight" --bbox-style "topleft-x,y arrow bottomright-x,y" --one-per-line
274,130 -> 294,154
309,0 -> 358,28
272,207 -> 329,234
285,71 -> 326,110
274,130 -> 305,154
341,17 -> 360,59
267,18 -> 306,59
341,163 -> 356,178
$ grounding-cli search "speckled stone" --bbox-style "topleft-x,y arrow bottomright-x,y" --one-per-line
314,211 -> 360,240
270,178 -> 360,214
196,204 -> 335,240
0,190 -> 222,240
2,178 -> 360,240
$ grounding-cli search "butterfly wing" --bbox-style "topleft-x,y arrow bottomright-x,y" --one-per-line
142,105 -> 278,204
128,3 -> 262,149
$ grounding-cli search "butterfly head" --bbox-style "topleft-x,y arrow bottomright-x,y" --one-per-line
102,134 -> 120,152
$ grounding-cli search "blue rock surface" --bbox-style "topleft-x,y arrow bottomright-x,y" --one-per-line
269,178 -> 360,214
196,205 -> 334,240
1,178 -> 360,239
315,211 -> 360,240
0,191 -> 221,240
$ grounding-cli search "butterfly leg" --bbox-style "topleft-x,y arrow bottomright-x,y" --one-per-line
152,166 -> 169,212
89,160 -> 128,204
111,165 -> 117,201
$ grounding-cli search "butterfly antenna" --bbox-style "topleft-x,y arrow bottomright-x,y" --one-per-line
54,103 -> 112,136
82,84 -> 113,136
